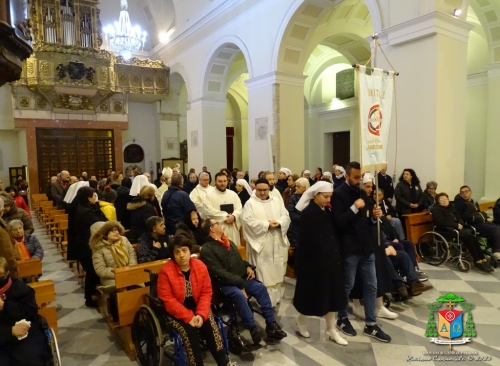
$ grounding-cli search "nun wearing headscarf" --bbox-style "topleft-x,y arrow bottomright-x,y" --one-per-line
130,175 -> 161,218
276,167 -> 291,193
293,181 -> 348,346
64,181 -> 89,263
333,166 -> 346,189
235,179 -> 252,207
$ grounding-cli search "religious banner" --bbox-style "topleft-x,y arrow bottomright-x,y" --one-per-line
357,65 -> 395,172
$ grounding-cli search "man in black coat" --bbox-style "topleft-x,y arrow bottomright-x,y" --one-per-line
454,186 -> 500,261
199,218 -> 286,344
377,166 -> 394,202
332,161 -> 391,343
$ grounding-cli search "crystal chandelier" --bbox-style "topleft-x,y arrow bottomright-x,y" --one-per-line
103,0 -> 147,59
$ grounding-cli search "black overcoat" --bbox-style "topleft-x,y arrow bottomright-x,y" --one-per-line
293,200 -> 346,316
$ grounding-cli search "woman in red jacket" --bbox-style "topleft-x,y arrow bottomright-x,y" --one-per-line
157,235 -> 232,366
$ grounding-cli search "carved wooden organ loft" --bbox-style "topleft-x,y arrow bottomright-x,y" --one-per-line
11,0 -> 169,115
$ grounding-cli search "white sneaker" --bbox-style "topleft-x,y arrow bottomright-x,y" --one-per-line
493,252 -> 500,261
296,316 -> 310,338
326,328 -> 348,346
352,304 -> 365,320
377,305 -> 399,320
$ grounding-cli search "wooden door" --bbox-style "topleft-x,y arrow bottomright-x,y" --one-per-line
36,129 -> 115,193
333,131 -> 350,167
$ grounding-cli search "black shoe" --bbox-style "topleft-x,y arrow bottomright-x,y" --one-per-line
336,318 -> 357,337
475,262 -> 492,273
85,299 -> 97,308
266,322 -> 287,340
250,326 -> 262,344
363,324 -> 391,343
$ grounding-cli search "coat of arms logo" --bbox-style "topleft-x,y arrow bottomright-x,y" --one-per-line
425,293 -> 476,349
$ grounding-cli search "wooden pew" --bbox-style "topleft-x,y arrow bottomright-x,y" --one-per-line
97,259 -> 168,361
28,280 -> 58,337
17,258 -> 42,283
479,201 -> 496,212
402,212 -> 434,262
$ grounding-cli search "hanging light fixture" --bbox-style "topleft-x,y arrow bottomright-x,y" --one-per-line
103,0 -> 147,59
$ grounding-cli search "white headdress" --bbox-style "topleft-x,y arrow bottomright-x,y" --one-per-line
363,173 -> 374,185
322,172 -> 333,182
130,175 -> 150,196
295,181 -> 333,211
279,167 -> 292,177
236,179 -> 253,196
162,167 -> 173,178
63,181 -> 89,204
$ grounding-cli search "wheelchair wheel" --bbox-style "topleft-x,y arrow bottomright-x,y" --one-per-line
417,232 -> 450,265
228,327 -> 244,355
457,260 -> 471,272
132,305 -> 164,366
46,328 -> 61,366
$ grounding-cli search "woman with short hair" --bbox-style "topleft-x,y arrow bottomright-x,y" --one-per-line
8,220 -> 44,261
420,181 -> 438,212
4,186 -> 30,217
157,236 -> 234,366
283,174 -> 299,207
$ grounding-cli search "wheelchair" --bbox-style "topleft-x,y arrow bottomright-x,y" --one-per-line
417,225 -> 496,272
40,316 -> 61,366
131,270 -> 231,366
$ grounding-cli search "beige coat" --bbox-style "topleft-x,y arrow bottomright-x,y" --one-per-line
90,221 -> 137,288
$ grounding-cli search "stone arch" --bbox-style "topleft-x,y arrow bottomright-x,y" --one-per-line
122,139 -> 149,174
169,62 -> 192,102
469,0 -> 500,64
200,36 -> 252,99
273,0 -> 382,74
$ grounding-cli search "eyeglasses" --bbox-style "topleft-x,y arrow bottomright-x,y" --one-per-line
210,222 -> 220,227
438,198 -> 449,202
460,190 -> 471,194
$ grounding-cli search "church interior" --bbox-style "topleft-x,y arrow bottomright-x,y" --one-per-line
2,0 -> 500,365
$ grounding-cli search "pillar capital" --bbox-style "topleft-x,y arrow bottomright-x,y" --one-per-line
245,71 -> 307,91
378,11 -> 473,47
190,98 -> 227,109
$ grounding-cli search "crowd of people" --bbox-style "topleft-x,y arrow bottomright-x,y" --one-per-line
1,161 -> 500,366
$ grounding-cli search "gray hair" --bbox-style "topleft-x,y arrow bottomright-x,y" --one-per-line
171,174 -> 184,187
426,181 -> 438,189
8,219 -> 23,231
199,172 -> 209,179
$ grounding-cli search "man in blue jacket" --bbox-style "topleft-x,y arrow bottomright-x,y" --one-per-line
161,174 -> 196,236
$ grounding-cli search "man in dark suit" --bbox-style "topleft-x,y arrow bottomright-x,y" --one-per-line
332,161 -> 391,343
377,166 -> 394,202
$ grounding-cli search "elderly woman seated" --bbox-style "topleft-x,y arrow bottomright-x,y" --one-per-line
90,221 -> 137,292
420,181 -> 438,212
157,235 -> 233,366
8,220 -> 44,261
0,257 -> 49,365
432,192 -> 493,273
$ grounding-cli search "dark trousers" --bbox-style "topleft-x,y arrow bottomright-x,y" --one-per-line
79,255 -> 100,301
460,234 -> 485,262
473,222 -> 500,253
221,279 -> 275,329
392,240 -> 419,268
0,327 -> 47,366
166,312 -> 228,366
388,251 -> 418,285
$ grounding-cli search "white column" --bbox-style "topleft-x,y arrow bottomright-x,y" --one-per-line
186,98 -> 226,172
483,65 -> 500,201
376,12 -> 473,195
245,72 -> 307,178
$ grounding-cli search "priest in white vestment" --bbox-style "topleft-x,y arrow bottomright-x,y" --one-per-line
204,172 -> 242,245
155,167 -> 172,205
189,172 -> 214,219
243,178 -> 291,306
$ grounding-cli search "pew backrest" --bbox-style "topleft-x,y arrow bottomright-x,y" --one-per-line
17,258 -> 42,282
402,212 -> 434,243
28,280 -> 58,336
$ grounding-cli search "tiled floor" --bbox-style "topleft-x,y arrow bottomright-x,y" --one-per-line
34,216 -> 500,365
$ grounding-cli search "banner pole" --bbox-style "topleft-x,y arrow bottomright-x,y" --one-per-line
372,33 -> 382,247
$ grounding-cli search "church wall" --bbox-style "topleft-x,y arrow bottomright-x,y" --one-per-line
0,131 -> 22,187
0,86 -> 15,130
124,102 -> 160,175
465,79 -> 487,199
